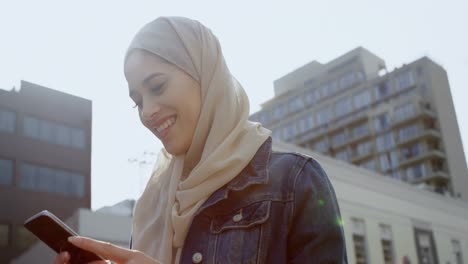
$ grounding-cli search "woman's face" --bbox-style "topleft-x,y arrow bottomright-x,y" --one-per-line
125,50 -> 202,156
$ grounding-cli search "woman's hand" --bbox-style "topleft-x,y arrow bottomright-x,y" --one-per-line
52,236 -> 161,264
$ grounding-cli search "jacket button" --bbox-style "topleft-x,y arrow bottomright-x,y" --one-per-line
192,252 -> 203,263
232,213 -> 243,222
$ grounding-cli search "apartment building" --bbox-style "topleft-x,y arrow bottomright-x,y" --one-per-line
250,47 -> 468,199
0,81 -> 92,263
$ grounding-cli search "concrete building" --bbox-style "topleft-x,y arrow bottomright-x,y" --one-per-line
250,47 -> 468,199
11,200 -> 133,264
0,81 -> 92,263
273,141 -> 468,264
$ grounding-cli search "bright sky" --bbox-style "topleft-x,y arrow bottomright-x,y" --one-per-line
1,0 -> 467,210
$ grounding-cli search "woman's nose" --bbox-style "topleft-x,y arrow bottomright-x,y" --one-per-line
141,103 -> 161,120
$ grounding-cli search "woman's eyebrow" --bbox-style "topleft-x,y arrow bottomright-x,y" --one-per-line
143,73 -> 164,86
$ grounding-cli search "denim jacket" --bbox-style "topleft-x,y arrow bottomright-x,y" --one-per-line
179,138 -> 347,263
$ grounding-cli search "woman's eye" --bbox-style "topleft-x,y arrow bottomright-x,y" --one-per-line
151,84 -> 165,94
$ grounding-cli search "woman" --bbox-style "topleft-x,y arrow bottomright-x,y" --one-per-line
54,16 -> 347,264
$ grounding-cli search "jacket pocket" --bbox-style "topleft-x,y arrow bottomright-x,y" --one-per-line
210,201 -> 271,263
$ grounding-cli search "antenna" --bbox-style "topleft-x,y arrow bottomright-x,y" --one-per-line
128,150 -> 157,199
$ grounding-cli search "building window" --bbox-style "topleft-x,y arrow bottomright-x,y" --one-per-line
360,159 -> 376,171
336,150 -> 349,161
394,103 -> 415,122
16,226 -> 37,249
335,97 -> 352,118
288,96 -> 304,113
0,109 -> 16,133
406,163 -> 426,181
395,71 -> 415,92
376,133 -> 395,152
401,143 -> 421,159
272,104 -> 288,121
374,81 -> 391,100
305,90 -> 317,106
353,89 -> 371,110
332,131 -> 347,147
352,218 -> 368,264
399,124 -> 419,142
19,163 -> 85,197
298,114 -> 314,133
23,116 -> 86,149
414,228 -> 438,264
314,139 -> 329,153
356,141 -> 373,157
380,224 -> 395,264
374,113 -> 390,132
0,159 -> 13,186
353,123 -> 369,139
452,239 -> 464,264
339,72 -> 359,90
316,106 -> 333,126
0,223 -> 9,247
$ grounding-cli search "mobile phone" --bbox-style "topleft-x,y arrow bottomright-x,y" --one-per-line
24,210 -> 105,264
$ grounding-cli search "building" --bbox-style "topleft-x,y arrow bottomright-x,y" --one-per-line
250,47 -> 468,199
11,200 -> 133,264
0,81 -> 92,263
273,141 -> 468,264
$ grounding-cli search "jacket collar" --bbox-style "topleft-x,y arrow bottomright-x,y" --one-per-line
196,137 -> 272,214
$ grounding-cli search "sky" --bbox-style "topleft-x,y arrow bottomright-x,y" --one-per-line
1,0 -> 467,210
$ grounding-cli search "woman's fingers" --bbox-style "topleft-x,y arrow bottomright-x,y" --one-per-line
68,236 -> 133,263
53,251 -> 70,264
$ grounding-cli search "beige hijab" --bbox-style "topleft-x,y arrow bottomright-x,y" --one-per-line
126,17 -> 271,264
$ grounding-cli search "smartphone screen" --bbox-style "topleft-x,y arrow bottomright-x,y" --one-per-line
24,210 -> 105,264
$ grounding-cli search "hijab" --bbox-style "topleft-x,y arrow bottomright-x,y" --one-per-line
127,17 -> 271,263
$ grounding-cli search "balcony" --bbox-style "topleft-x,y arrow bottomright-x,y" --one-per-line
392,98 -> 436,128
397,129 -> 441,147
409,169 -> 449,185
351,148 -> 374,163
399,149 -> 446,167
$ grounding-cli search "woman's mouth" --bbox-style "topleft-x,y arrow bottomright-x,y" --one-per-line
154,116 -> 176,138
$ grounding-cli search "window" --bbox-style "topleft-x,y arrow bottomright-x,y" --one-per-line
374,113 -> 390,132
452,239 -> 464,264
352,218 -> 368,264
336,150 -> 349,161
353,123 -> 369,139
272,130 -> 282,140
401,143 -> 421,159
339,72 -> 358,90
376,133 -> 395,152
360,159 -> 376,171
335,97 -> 352,117
298,115 -> 314,133
314,139 -> 329,153
0,159 -> 13,186
23,116 -> 86,149
16,226 -> 36,249
395,71 -> 415,92
414,229 -> 438,264
394,103 -> 415,122
305,90 -> 317,106
23,116 -> 40,138
356,141 -> 372,157
288,96 -> 304,113
379,154 -> 391,172
354,90 -> 371,109
316,106 -> 333,126
406,163 -> 426,181
0,224 -> 9,247
332,131 -> 347,147
380,224 -> 395,264
71,129 -> 86,149
374,81 -> 391,100
399,125 -> 419,142
272,104 -> 287,120
19,163 -> 85,197
0,109 -> 16,133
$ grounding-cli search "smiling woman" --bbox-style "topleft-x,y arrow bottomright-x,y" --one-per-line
53,16 -> 347,264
